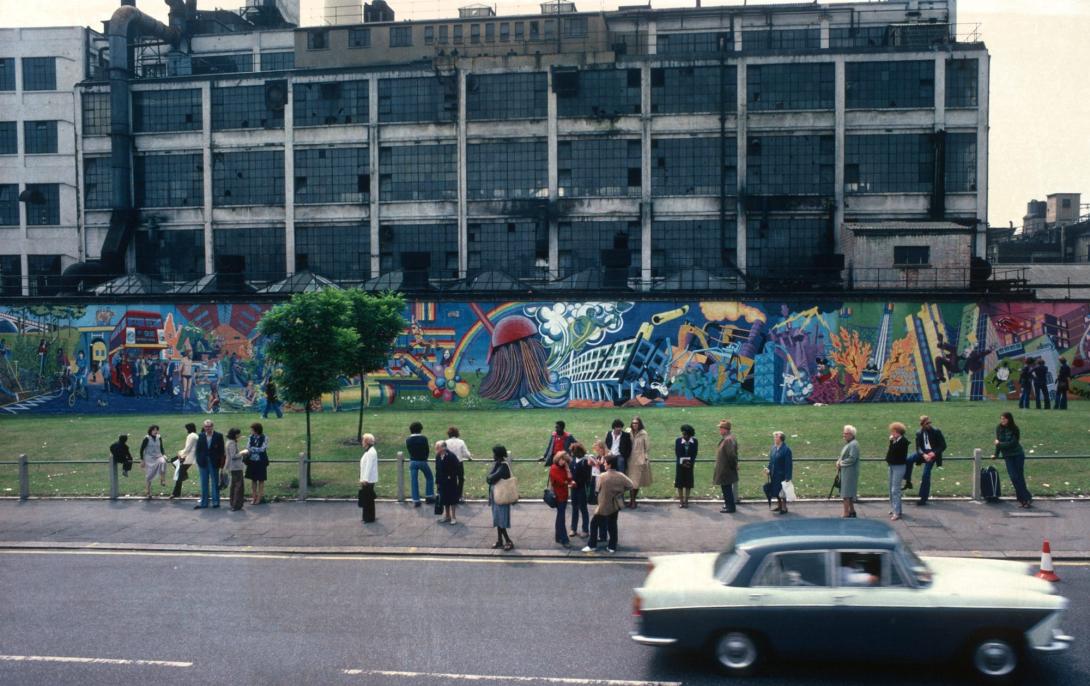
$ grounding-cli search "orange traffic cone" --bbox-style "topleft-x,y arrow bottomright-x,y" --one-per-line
1036,540 -> 1060,582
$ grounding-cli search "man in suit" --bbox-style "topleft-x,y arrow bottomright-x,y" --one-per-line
541,420 -> 576,467
1032,358 -> 1051,409
901,415 -> 947,506
603,418 -> 631,474
713,420 -> 739,513
194,419 -> 226,509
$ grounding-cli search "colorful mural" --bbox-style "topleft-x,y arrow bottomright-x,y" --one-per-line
0,300 -> 1087,415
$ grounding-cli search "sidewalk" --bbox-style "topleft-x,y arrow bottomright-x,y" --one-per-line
0,497 -> 1087,560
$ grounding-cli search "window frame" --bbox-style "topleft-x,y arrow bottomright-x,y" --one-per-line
893,245 -> 931,268
750,550 -> 831,588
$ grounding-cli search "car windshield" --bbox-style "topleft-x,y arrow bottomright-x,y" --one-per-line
713,543 -> 748,584
899,545 -> 932,586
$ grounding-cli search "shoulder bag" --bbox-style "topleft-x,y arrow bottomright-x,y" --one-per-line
492,462 -> 519,505
542,472 -> 558,508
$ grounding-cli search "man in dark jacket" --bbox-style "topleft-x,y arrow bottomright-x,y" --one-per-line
713,420 -> 739,514
1018,360 -> 1033,409
1055,357 -> 1071,410
110,434 -> 133,477
1032,358 -> 1051,409
541,420 -> 576,466
194,419 -> 226,509
902,415 -> 947,506
603,418 -> 632,474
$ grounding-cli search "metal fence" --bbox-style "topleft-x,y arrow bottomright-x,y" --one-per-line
3,449 -> 1087,502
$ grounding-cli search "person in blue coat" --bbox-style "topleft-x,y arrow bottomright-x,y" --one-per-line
435,440 -> 464,524
765,431 -> 794,515
673,424 -> 698,508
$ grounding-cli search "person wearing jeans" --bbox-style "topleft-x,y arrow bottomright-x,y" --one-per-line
583,456 -> 634,553
549,452 -> 574,547
194,419 -> 225,509
568,443 -> 591,538
902,415 -> 947,506
994,412 -> 1032,508
1017,360 -> 1033,409
885,422 -> 909,521
405,422 -> 434,506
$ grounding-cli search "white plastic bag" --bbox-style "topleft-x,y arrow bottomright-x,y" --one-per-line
780,480 -> 797,502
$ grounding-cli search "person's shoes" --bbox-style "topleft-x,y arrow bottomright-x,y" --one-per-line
439,517 -> 450,523
122,471 -> 129,477
569,530 -> 578,538
581,545 -> 594,553
449,519 -> 457,525
916,499 -> 928,506
212,504 -> 220,508
503,542 -> 514,551
425,497 -> 435,504
890,514 -> 901,521
848,512 -> 857,518
558,541 -> 570,548
193,505 -> 206,509
775,509 -> 787,515
605,548 -> 616,554
720,507 -> 734,513
230,507 -> 241,511
901,481 -> 913,491
413,501 -> 422,508
492,542 -> 504,549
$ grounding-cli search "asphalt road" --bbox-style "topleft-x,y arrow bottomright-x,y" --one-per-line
0,549 -> 1086,686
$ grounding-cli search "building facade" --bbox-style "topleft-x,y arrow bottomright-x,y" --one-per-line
0,0 -> 989,295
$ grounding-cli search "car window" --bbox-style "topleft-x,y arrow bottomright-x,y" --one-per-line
752,551 -> 828,587
837,551 -> 883,587
714,550 -> 748,584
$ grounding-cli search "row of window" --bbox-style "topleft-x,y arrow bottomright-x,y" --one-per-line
306,17 -> 583,52
0,56 -> 56,91
84,59 -> 978,135
0,183 -> 59,225
0,120 -> 58,154
0,254 -> 62,296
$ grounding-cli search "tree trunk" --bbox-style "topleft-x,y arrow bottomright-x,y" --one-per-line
356,370 -> 366,442
305,403 -> 312,487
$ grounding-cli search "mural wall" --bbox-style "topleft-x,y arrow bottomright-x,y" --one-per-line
0,300 -> 1087,415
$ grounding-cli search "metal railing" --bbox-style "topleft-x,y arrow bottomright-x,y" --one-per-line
4,449 -> 1088,503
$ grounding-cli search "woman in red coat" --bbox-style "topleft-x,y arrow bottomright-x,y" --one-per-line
549,451 -> 574,547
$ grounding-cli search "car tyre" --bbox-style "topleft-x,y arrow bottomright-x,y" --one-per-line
967,634 -> 1022,683
712,631 -> 763,676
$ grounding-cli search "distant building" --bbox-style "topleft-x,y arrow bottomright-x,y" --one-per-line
989,192 -> 1089,264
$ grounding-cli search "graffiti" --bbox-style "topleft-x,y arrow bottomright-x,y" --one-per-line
0,299 -> 1088,415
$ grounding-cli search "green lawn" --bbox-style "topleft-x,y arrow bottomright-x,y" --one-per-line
1,402 -> 1087,500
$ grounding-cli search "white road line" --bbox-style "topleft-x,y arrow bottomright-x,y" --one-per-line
0,654 -> 192,668
0,548 -> 645,566
341,669 -> 681,686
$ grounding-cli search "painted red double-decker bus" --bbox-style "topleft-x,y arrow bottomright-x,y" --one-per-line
108,310 -> 167,392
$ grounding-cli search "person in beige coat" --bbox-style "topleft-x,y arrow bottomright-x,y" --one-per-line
626,416 -> 652,508
170,422 -> 198,500
582,455 -> 635,553
713,419 -> 739,513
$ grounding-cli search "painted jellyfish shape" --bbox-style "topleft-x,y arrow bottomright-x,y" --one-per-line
475,311 -> 551,402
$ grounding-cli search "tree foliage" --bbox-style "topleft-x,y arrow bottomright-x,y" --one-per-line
344,291 -> 406,440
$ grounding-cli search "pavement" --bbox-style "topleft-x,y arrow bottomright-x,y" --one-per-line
1,495 -> 1087,560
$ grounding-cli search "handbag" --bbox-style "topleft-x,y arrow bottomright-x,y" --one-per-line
218,470 -> 229,490
492,462 -> 519,505
543,487 -> 558,509
780,480 -> 797,502
357,487 -> 366,508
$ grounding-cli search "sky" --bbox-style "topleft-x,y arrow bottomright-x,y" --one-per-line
1,0 -> 1088,229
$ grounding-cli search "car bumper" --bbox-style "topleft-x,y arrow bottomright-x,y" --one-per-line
1032,629 -> 1074,654
630,632 -> 678,647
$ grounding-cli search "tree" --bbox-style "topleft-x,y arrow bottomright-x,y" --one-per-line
258,289 -> 358,485
344,290 -> 406,442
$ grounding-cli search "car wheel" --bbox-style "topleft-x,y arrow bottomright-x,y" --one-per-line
712,631 -> 762,676
969,635 -> 1021,682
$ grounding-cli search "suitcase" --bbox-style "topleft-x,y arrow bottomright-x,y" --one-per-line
980,466 -> 1001,502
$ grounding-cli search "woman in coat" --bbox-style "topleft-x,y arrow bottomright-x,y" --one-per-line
765,431 -> 793,515
674,425 -> 698,508
549,451 -> 574,547
885,422 -> 909,521
225,427 -> 246,511
170,422 -> 198,500
140,425 -> 167,499
837,425 -> 860,518
435,440 -> 464,524
994,412 -> 1032,508
486,445 -> 514,550
626,416 -> 652,509
245,422 -> 269,505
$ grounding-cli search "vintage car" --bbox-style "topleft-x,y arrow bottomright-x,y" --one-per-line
632,519 -> 1071,682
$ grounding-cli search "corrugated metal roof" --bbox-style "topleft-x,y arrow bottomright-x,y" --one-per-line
846,221 -> 973,232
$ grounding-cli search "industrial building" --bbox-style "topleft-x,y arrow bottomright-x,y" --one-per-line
0,0 -> 992,296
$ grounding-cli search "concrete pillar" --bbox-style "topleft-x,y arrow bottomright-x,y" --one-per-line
733,15 -> 743,52
546,68 -> 559,279
820,16 -> 830,49
284,79 -> 296,276
456,68 -> 468,280
933,55 -> 946,131
834,58 -> 846,258
369,77 -> 380,278
975,52 -> 990,258
647,20 -> 657,56
201,82 -> 214,276
640,62 -> 652,287
735,61 -> 747,274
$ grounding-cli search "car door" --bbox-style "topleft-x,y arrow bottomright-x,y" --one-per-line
746,550 -> 840,659
831,549 -> 930,659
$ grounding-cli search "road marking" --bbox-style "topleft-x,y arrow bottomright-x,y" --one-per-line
341,669 -> 681,686
0,654 -> 191,668
0,548 -> 645,566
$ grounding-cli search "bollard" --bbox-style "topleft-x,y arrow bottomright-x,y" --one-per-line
971,448 -> 982,502
298,451 -> 308,501
108,456 -> 119,500
18,454 -> 29,500
397,450 -> 405,502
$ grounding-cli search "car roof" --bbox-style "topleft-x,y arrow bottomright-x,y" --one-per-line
733,518 -> 902,554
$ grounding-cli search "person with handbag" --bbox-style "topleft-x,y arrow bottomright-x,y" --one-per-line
582,455 -> 634,553
764,431 -> 793,515
225,427 -> 246,511
885,422 -> 909,521
358,433 -> 378,523
837,425 -> 860,518
245,422 -> 269,506
170,422 -> 198,500
548,451 -> 575,547
435,440 -> 463,524
674,424 -> 698,508
486,445 -> 515,550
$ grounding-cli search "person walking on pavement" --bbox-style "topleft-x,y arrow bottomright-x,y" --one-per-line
713,420 -> 739,514
194,419 -> 225,509
140,425 -> 167,499
358,433 -> 378,523
837,425 -> 860,518
902,415 -> 947,506
885,422 -> 909,521
994,412 -> 1032,508
541,420 -> 576,466
1017,359 -> 1033,409
406,422 -> 435,507
1032,358 -> 1051,409
549,451 -> 575,547
225,427 -> 246,511
1055,357 -> 1071,410
626,417 -> 652,509
486,445 -> 514,551
435,440 -> 463,524
110,434 -> 133,478
568,443 -> 592,539
171,422 -> 198,500
674,424 -> 698,508
245,422 -> 269,505
765,431 -> 793,515
604,418 -> 632,475
582,456 -> 634,554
